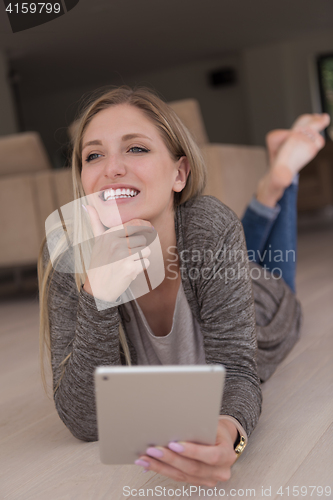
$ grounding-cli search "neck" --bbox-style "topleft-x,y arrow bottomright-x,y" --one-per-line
150,206 -> 179,283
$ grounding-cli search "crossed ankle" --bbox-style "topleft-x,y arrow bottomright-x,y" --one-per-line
256,173 -> 286,208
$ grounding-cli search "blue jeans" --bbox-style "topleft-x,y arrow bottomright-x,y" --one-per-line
241,178 -> 298,293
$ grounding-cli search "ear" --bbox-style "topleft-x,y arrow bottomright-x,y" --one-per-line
173,156 -> 191,193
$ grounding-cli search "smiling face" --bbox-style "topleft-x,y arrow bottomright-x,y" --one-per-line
80,104 -> 190,228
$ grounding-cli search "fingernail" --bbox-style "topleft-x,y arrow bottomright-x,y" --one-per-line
82,204 -> 88,212
143,469 -> 149,474
146,447 -> 164,458
134,459 -> 150,468
168,442 -> 185,453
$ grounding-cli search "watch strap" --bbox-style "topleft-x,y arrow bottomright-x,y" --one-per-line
218,415 -> 248,460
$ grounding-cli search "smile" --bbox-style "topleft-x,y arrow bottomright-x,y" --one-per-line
101,188 -> 139,201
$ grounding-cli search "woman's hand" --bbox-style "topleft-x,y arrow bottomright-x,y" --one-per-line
83,205 -> 153,303
135,419 -> 238,486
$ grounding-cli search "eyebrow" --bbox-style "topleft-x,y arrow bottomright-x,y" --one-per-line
82,140 -> 102,151
82,134 -> 152,152
121,133 -> 152,142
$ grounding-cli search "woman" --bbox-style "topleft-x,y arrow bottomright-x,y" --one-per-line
38,86 -> 329,486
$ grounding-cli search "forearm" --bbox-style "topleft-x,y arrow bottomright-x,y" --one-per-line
48,264 -> 122,441
219,368 -> 262,437
200,218 -> 262,436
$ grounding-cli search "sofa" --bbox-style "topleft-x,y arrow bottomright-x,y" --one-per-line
0,101 -> 268,275
0,132 -> 72,270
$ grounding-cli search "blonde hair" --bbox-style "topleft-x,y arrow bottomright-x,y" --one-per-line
38,86 -> 207,395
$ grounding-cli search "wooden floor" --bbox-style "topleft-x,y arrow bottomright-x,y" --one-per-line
0,225 -> 332,500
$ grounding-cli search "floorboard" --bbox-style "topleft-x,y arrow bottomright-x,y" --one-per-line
0,225 -> 332,500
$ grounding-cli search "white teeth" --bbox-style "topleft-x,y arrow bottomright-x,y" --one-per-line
103,188 -> 139,201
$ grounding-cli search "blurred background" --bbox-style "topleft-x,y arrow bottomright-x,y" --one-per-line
0,0 -> 333,295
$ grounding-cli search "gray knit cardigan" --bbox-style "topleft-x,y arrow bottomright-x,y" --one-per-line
45,195 -> 302,442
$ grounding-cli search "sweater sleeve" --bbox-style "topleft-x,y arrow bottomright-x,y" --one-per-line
195,216 -> 262,437
44,244 -> 122,441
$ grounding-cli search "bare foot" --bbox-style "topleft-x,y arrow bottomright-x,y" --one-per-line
266,129 -> 290,165
258,123 -> 328,207
258,128 -> 325,206
292,113 -> 330,132
265,113 -> 330,165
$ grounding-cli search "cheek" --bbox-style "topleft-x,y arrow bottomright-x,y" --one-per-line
81,168 -> 95,195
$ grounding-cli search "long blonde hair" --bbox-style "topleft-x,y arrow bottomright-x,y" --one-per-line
38,86 -> 207,395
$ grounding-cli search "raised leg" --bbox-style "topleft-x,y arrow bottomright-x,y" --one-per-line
241,178 -> 298,293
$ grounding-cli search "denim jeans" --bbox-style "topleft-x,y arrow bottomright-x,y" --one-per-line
241,178 -> 298,293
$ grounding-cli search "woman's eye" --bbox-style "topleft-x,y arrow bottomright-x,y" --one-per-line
85,153 -> 102,162
128,146 -> 150,153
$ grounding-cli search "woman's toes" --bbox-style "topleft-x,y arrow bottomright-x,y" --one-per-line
292,113 -> 330,132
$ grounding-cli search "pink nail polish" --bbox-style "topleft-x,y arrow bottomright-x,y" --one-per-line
135,459 -> 150,468
82,204 -> 88,212
146,447 -> 163,459
168,442 -> 185,453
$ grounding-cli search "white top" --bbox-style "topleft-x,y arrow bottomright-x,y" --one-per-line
122,281 -> 206,366
122,283 -> 248,442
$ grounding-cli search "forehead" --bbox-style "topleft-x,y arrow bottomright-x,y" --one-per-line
83,104 -> 159,141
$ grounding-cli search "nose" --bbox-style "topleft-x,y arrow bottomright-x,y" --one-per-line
104,153 -> 126,178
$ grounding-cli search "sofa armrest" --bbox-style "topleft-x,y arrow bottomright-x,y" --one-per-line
0,175 -> 41,267
201,143 -> 268,218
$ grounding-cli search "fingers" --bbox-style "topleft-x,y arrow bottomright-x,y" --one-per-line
136,456 -> 188,484
130,246 -> 151,262
84,205 -> 105,237
84,209 -> 154,239
167,439 -> 236,467
124,234 -> 147,255
131,257 -> 150,279
123,224 -> 154,237
124,218 -> 153,230
137,446 -> 232,486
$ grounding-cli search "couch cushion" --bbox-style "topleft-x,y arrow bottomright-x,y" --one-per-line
168,99 -> 209,146
0,132 -> 52,177
201,143 -> 268,218
0,175 -> 41,266
52,168 -> 74,208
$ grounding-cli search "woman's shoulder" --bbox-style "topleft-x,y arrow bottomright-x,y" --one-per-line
177,195 -> 241,244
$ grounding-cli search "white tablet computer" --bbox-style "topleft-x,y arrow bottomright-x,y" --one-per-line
94,365 -> 225,464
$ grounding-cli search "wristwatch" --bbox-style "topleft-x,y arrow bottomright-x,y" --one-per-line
234,433 -> 247,460
218,415 -> 248,460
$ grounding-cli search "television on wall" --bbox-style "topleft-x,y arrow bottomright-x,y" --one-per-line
317,53 -> 333,141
